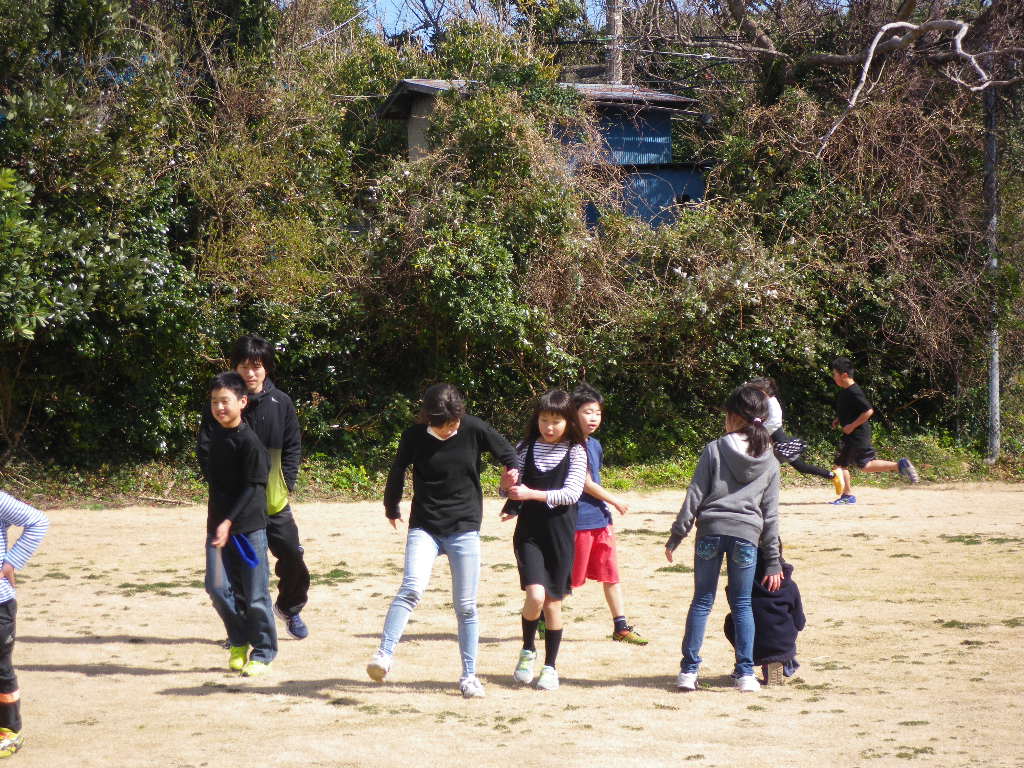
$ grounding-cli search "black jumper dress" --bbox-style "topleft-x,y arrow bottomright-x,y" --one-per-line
512,441 -> 579,600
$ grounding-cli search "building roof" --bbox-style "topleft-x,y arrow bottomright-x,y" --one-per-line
377,78 -> 699,119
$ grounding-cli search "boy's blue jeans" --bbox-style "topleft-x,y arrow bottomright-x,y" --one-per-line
379,528 -> 480,677
680,534 -> 757,678
205,528 -> 278,663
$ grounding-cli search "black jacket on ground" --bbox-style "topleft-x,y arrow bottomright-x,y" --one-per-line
198,379 -> 301,515
724,557 -> 805,665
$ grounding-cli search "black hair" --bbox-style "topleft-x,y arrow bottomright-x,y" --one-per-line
209,371 -> 248,400
747,376 -> 778,398
230,335 -> 275,373
723,384 -> 771,458
571,382 -> 604,409
524,389 -> 585,445
831,357 -> 854,376
418,383 -> 466,427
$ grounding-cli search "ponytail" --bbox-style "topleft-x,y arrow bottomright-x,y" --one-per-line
724,385 -> 772,457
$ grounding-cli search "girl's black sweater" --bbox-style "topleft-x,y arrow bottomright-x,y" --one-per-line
384,414 -> 517,537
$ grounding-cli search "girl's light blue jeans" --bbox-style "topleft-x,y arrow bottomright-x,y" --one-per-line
379,528 -> 481,677
680,534 -> 757,678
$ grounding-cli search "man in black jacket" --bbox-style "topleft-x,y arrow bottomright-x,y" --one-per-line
198,336 -> 311,639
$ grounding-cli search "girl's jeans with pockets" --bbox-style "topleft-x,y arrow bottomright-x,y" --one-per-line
680,534 -> 757,677
380,528 -> 480,677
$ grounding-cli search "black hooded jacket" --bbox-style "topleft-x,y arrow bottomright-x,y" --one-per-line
198,379 -> 301,515
724,556 -> 805,665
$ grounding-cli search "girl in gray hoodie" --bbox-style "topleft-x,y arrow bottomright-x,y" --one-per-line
665,385 -> 783,693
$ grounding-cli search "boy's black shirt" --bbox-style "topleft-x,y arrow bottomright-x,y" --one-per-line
383,414 -> 517,537
206,422 -> 270,535
836,383 -> 873,442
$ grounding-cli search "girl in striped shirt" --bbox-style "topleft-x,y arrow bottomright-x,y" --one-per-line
501,390 -> 587,691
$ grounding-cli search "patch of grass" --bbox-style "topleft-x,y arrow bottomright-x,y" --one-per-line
653,703 -> 678,711
480,535 -> 500,542
684,755 -> 705,761
330,697 -> 359,707
940,533 -> 1024,546
43,571 -> 71,580
889,553 -> 918,558
656,563 -> 693,573
618,528 -> 665,538
117,580 -> 191,596
310,562 -> 354,585
898,721 -> 929,726
747,704 -> 766,711
895,746 -> 935,759
1002,617 -> 1024,627
934,619 -> 983,630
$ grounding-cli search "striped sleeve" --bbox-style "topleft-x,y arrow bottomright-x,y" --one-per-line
0,491 -> 49,570
544,443 -> 587,508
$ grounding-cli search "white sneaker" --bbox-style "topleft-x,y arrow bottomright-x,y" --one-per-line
513,649 -> 537,685
676,671 -> 698,691
366,650 -> 392,682
735,674 -> 761,692
459,675 -> 486,698
536,665 -> 559,691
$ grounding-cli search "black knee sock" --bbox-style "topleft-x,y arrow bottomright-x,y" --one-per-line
544,628 -> 563,668
613,615 -> 628,633
522,616 -> 539,652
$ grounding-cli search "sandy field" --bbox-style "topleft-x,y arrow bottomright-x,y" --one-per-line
8,483 -> 1024,768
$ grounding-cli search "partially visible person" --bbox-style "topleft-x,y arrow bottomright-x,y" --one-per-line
665,384 -> 782,693
367,384 -> 518,699
203,372 -> 277,677
198,335 -> 309,639
567,383 -> 646,645
724,543 -> 805,685
829,358 -> 919,504
0,491 -> 48,759
502,390 -> 587,692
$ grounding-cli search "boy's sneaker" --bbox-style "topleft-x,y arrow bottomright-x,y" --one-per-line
611,625 -> 648,645
274,605 -> 309,640
535,665 -> 559,691
763,662 -> 785,686
830,470 -> 845,497
513,649 -> 537,685
228,644 -> 249,672
676,671 -> 698,691
735,674 -> 761,692
240,660 -> 271,678
0,729 -> 23,758
898,457 -> 920,483
366,650 -> 392,682
829,494 -> 856,505
459,675 -> 486,699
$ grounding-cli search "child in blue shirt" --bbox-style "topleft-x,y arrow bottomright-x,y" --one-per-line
569,384 -> 647,645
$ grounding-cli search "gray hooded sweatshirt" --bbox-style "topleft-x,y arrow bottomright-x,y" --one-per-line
665,433 -> 781,575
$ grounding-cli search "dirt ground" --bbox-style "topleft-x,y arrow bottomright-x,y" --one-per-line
10,483 -> 1024,767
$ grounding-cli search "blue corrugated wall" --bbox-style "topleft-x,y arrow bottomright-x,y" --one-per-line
599,108 -> 673,166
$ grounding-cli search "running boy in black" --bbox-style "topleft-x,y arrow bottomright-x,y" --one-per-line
198,335 -> 310,639
204,372 -> 277,676
829,357 -> 919,504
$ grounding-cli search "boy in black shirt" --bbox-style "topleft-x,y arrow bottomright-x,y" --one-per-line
204,372 -> 277,676
198,336 -> 310,640
829,357 -> 920,504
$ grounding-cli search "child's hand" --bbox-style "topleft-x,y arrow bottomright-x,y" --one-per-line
0,562 -> 15,587
507,485 -> 541,502
761,572 -> 783,592
610,497 -> 630,515
388,515 -> 403,530
500,467 -> 519,490
664,547 -> 674,563
212,519 -> 232,548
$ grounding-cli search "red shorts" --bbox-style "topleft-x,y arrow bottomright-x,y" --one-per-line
571,527 -> 620,587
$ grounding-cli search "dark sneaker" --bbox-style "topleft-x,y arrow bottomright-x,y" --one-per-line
611,625 -> 648,645
0,728 -> 23,758
898,458 -> 920,483
829,494 -> 856,505
274,605 -> 309,640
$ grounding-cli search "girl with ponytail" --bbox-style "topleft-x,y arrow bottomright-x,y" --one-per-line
664,384 -> 783,693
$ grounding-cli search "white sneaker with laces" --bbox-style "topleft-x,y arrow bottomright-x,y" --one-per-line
459,675 -> 486,698
366,649 -> 392,682
513,649 -> 537,684
676,671 -> 698,691
735,674 -> 761,692
536,665 -> 559,691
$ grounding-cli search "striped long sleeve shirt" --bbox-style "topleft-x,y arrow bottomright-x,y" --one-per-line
0,492 -> 50,603
513,441 -> 587,508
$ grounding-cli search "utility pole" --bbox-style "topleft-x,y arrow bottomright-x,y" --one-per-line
606,0 -> 623,84
983,84 -> 1000,463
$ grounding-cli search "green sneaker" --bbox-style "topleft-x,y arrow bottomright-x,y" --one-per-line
228,645 -> 249,672
611,625 -> 648,645
0,728 -> 23,758
241,660 -> 271,677
513,649 -> 536,685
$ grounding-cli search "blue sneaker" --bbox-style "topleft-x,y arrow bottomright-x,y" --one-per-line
274,606 -> 309,640
829,494 -> 856,505
898,458 -> 920,483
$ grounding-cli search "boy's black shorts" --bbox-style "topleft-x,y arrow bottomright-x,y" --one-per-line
835,435 -> 876,468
